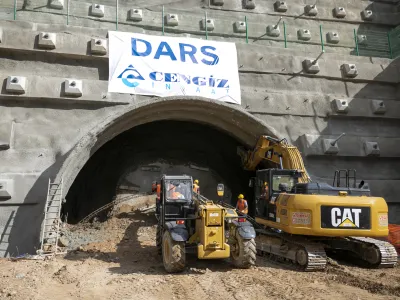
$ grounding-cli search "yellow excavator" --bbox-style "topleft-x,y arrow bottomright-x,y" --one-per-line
237,136 -> 398,271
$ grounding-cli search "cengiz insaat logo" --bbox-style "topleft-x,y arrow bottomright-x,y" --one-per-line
117,65 -> 145,88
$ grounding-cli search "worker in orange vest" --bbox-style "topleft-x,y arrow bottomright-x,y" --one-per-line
193,179 -> 200,194
155,182 -> 161,214
151,181 -> 157,193
169,184 -> 184,200
156,183 -> 161,201
236,194 -> 248,214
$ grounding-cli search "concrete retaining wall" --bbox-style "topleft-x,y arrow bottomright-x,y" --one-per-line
0,0 -> 399,256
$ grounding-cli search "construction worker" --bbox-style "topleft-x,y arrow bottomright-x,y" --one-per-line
193,179 -> 200,194
169,184 -> 184,200
151,181 -> 157,193
156,182 -> 161,214
236,194 -> 248,214
261,182 -> 269,201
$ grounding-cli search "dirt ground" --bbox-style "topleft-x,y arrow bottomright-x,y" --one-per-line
1,207 -> 399,300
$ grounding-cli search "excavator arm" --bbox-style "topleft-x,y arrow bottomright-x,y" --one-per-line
237,135 -> 311,183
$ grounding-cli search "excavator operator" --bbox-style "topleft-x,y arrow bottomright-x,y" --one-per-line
261,182 -> 269,201
236,194 -> 249,214
193,179 -> 200,194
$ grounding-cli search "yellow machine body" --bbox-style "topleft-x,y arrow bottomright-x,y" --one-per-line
256,193 -> 389,237
196,203 -> 230,259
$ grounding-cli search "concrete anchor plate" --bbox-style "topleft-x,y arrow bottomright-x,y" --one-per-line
38,32 -> 56,49
364,142 -> 380,156
201,19 -> 215,31
90,38 -> 107,55
305,4 -> 317,16
333,99 -> 349,113
275,1 -> 288,12
234,21 -> 247,33
64,79 -> 83,97
90,4 -> 105,17
334,7 -> 346,18
244,0 -> 256,9
357,35 -> 367,45
128,9 -> 143,21
341,64 -> 358,78
298,29 -> 311,41
302,59 -> 320,74
370,100 -> 386,115
361,10 -> 373,21
5,76 -> 27,94
165,14 -> 179,26
267,25 -> 280,37
212,0 -> 224,6
322,139 -> 339,155
49,0 -> 64,9
326,32 -> 340,44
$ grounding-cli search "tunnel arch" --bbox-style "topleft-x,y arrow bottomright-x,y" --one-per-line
55,96 -> 280,220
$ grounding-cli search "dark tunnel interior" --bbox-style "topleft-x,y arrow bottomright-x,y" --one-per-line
63,120 -> 255,223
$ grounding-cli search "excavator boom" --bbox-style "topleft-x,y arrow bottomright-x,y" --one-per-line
238,135 -> 311,183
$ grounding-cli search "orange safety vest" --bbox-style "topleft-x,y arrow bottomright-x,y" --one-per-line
171,192 -> 183,199
156,184 -> 161,200
237,199 -> 248,211
193,184 -> 200,194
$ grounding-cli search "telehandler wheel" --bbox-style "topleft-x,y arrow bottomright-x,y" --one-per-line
231,234 -> 256,269
162,231 -> 186,273
156,222 -> 162,255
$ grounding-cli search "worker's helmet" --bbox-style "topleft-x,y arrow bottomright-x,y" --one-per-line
194,179 -> 199,184
238,194 -> 244,199
263,182 -> 268,186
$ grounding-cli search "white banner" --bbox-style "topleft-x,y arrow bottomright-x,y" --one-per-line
108,31 -> 241,105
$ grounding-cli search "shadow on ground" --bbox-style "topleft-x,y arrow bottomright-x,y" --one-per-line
63,209 -> 241,275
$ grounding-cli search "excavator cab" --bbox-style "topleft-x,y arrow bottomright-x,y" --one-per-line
254,169 -> 301,222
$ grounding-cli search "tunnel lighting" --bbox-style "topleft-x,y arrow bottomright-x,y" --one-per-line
176,220 -> 185,224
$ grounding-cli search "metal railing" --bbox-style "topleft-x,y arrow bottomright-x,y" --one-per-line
2,0 -> 399,60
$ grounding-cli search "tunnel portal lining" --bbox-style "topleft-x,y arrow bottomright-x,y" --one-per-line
55,96 -> 280,199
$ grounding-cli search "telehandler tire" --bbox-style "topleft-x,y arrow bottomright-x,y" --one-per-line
156,221 -> 162,255
162,231 -> 186,273
231,234 -> 256,269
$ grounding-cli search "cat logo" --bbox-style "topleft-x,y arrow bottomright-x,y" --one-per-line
321,206 -> 370,229
331,208 -> 361,228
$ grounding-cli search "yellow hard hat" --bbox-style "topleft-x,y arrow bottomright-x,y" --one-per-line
194,179 -> 199,184
238,194 -> 244,199
264,182 -> 268,186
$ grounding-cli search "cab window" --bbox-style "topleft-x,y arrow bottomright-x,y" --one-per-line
165,180 -> 192,201
272,175 -> 295,192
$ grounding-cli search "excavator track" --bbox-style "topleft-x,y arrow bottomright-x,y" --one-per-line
256,229 -> 327,271
348,237 -> 398,268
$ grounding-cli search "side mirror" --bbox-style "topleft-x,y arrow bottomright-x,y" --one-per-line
249,178 -> 255,188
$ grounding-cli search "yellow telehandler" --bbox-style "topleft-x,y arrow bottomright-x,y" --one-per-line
156,175 -> 256,273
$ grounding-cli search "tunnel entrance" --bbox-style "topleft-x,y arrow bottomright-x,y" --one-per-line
63,120 -> 254,223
